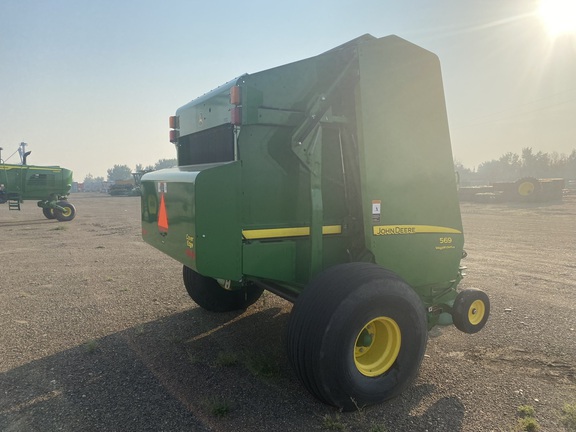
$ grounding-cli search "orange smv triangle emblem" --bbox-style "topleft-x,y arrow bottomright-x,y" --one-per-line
158,193 -> 169,232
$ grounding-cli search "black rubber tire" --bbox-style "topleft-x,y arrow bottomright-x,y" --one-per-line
42,207 -> 56,219
53,201 -> 76,222
286,262 -> 428,411
182,265 -> 264,312
452,288 -> 490,334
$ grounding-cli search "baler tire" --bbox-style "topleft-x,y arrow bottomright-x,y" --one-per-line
42,207 -> 56,219
515,177 -> 540,201
53,201 -> 76,222
286,262 -> 428,411
182,265 -> 264,312
452,289 -> 490,334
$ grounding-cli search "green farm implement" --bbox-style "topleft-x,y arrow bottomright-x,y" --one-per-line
141,34 -> 489,410
0,143 -> 76,221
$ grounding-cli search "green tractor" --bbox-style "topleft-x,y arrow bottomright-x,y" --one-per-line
0,143 -> 76,221
141,34 -> 489,410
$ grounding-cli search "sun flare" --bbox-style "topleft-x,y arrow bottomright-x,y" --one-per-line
538,0 -> 576,37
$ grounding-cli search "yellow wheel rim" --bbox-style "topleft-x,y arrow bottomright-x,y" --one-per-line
354,317 -> 401,377
518,181 -> 535,196
61,207 -> 72,217
468,300 -> 485,325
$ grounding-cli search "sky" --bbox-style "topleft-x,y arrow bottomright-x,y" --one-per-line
1,0 -> 575,181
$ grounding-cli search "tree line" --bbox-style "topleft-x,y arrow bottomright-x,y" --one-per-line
82,158 -> 176,188
455,147 -> 576,186
81,147 -> 575,189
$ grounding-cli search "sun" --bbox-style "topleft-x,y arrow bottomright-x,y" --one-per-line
538,0 -> 576,37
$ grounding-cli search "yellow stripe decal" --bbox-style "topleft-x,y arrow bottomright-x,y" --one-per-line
243,225 -> 342,240
373,225 -> 462,236
0,166 -> 62,172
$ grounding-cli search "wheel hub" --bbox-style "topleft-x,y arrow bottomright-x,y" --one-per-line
468,300 -> 486,325
518,181 -> 535,196
354,316 -> 401,377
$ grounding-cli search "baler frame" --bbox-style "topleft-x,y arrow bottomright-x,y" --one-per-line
141,34 -> 490,410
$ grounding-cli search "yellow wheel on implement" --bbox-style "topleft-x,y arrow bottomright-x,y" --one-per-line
517,180 -> 535,196
42,207 -> 55,219
354,317 -> 401,377
53,201 -> 76,222
286,262 -> 427,411
515,177 -> 541,201
452,289 -> 490,334
467,299 -> 486,326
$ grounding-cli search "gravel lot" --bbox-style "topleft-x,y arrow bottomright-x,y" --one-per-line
1,193 -> 575,432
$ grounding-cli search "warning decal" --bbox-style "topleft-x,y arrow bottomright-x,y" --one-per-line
158,193 -> 169,233
157,182 -> 168,193
372,200 -> 381,223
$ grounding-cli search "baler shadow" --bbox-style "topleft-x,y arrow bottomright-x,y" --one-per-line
0,304 -> 464,432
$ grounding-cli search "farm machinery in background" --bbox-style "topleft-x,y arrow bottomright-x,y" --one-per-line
141,34 -> 490,410
108,179 -> 137,196
0,142 -> 76,221
458,177 -> 566,203
108,170 -> 151,196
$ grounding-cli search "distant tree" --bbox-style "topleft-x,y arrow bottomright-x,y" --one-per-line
133,163 -> 155,172
83,173 -> 105,184
454,160 -> 472,175
461,147 -> 576,184
82,173 -> 105,192
476,159 -> 502,183
453,160 -> 478,186
520,147 -> 551,178
107,164 -> 132,181
566,150 -> 576,179
154,158 -> 177,170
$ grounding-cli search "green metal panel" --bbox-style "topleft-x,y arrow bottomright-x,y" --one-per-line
144,34 -> 464,300
0,164 -> 73,200
355,36 -> 463,291
234,43 -> 359,283
195,162 -> 242,280
176,78 -> 242,136
141,167 -> 200,271
243,241 -> 296,282
141,162 -> 242,281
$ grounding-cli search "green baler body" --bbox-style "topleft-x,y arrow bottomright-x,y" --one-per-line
141,34 -> 463,306
0,164 -> 73,200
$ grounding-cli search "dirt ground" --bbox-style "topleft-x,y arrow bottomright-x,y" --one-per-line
1,193 -> 575,432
